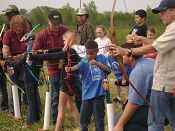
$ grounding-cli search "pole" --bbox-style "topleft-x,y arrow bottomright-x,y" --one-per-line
12,85 -> 21,120
80,0 -> 82,8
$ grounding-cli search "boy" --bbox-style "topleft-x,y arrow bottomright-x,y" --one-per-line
65,40 -> 111,131
126,9 -> 147,44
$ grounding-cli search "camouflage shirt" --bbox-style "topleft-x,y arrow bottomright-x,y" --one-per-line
76,21 -> 95,45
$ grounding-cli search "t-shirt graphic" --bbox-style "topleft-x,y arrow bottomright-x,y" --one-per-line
111,61 -> 119,74
90,64 -> 101,81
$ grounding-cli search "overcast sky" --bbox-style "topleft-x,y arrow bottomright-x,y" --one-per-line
0,0 -> 161,13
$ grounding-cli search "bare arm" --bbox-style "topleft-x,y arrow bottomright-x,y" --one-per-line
113,102 -> 139,131
2,45 -> 11,58
65,64 -> 79,72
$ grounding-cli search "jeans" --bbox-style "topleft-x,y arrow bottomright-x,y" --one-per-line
0,67 -> 8,110
148,90 -> 175,131
50,72 -> 61,124
80,96 -> 105,131
24,65 -> 41,124
124,105 -> 148,131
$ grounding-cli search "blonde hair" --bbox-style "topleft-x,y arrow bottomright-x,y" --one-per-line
63,31 -> 81,45
10,15 -> 28,34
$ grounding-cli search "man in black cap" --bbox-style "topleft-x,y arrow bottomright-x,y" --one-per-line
111,0 -> 175,130
126,9 -> 147,44
33,9 -> 68,124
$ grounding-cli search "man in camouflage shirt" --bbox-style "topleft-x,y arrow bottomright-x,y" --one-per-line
76,8 -> 95,45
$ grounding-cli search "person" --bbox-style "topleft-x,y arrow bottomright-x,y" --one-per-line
0,4 -> 20,112
65,40 -> 111,131
2,15 -> 41,127
33,9 -> 68,124
2,5 -> 20,29
95,25 -> 111,55
110,0 -> 175,130
112,43 -> 154,131
126,9 -> 148,44
141,26 -> 157,59
54,31 -> 82,131
76,8 -> 95,45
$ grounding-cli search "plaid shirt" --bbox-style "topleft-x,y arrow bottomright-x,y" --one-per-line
33,25 -> 68,76
76,21 -> 95,45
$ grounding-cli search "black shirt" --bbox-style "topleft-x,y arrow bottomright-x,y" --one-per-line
129,24 -> 148,37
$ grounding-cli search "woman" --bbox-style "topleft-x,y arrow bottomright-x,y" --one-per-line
2,15 -> 41,127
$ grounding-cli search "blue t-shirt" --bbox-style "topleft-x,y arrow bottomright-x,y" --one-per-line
107,57 -> 132,81
78,54 -> 108,100
107,56 -> 122,81
128,58 -> 154,105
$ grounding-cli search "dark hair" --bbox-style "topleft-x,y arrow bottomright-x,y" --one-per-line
135,9 -> 147,18
85,40 -> 98,49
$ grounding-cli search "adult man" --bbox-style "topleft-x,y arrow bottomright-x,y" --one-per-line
33,9 -> 68,124
76,8 -> 95,45
126,9 -> 147,44
113,43 -> 154,131
111,0 -> 175,130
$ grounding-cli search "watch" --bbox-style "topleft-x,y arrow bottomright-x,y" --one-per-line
127,49 -> 133,56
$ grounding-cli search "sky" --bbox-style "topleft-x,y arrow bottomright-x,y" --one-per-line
0,0 -> 161,13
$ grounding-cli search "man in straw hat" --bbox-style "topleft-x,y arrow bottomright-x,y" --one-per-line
76,8 -> 95,45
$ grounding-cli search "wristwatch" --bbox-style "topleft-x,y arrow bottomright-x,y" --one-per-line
127,49 -> 133,56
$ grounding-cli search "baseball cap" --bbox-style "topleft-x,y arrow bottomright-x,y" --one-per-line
152,0 -> 175,14
135,9 -> 147,18
48,9 -> 62,24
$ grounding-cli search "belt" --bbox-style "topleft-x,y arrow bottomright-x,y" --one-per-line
162,87 -> 174,95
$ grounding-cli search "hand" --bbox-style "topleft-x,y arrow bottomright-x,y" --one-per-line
109,45 -> 128,57
113,124 -> 124,131
126,34 -> 134,43
102,79 -> 110,90
65,67 -> 72,72
132,35 -> 145,45
89,59 -> 97,65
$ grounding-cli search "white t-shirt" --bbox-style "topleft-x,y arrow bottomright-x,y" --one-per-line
95,36 -> 112,56
72,45 -> 86,58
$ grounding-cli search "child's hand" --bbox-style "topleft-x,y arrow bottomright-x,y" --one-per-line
65,67 -> 72,72
89,59 -> 97,65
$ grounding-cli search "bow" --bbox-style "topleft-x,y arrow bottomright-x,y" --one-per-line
108,0 -> 117,45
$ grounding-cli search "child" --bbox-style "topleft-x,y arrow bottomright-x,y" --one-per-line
55,31 -> 82,131
143,26 -> 157,59
65,40 -> 111,131
95,25 -> 111,55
